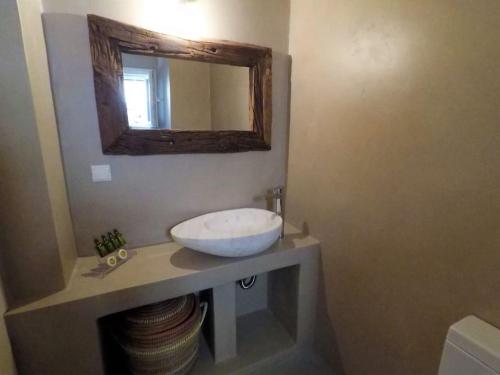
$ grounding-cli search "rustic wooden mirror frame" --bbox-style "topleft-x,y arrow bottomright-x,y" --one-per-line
87,15 -> 272,155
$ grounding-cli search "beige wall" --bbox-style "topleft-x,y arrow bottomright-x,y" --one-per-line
169,60 -> 212,131
0,0 -> 67,308
16,0 -> 77,284
41,0 -> 290,53
287,1 -> 500,374
169,61 -> 249,131
210,64 -> 249,131
42,0 -> 290,256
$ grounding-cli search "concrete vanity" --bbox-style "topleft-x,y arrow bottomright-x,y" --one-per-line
6,224 -> 319,375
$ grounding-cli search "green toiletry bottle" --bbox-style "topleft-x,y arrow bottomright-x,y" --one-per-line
113,229 -> 127,247
108,231 -> 121,250
94,238 -> 106,257
102,235 -> 114,254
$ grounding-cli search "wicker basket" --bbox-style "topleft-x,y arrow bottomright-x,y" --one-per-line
114,294 -> 207,375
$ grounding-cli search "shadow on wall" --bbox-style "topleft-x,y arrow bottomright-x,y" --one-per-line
282,221 -> 346,373
316,255 -> 346,375
294,220 -> 346,375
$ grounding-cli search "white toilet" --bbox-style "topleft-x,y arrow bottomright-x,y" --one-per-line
439,316 -> 500,375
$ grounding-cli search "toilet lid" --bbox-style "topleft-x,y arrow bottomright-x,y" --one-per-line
447,316 -> 500,372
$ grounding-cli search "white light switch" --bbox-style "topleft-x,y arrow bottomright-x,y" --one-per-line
91,164 -> 112,182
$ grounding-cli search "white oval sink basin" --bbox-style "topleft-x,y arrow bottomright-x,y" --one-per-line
171,208 -> 282,257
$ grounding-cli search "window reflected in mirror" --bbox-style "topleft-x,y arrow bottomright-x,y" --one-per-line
121,53 -> 250,131
123,67 -> 158,128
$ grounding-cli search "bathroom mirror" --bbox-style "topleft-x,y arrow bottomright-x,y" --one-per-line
121,53 -> 250,131
87,15 -> 272,155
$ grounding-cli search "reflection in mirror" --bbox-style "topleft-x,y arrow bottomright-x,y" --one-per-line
121,53 -> 250,131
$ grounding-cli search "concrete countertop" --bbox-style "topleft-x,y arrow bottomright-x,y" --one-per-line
7,223 -> 319,316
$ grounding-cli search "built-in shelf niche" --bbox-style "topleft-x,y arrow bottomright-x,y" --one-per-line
99,265 -> 300,375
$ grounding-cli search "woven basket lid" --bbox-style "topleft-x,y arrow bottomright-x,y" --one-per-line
124,295 -> 193,325
120,295 -> 194,333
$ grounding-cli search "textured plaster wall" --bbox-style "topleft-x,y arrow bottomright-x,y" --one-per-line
287,1 -> 500,374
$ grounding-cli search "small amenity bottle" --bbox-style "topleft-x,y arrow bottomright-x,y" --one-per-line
94,239 -> 106,257
113,229 -> 127,246
102,235 -> 114,254
108,231 -> 121,249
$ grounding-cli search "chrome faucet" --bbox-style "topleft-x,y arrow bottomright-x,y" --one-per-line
272,186 -> 285,239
